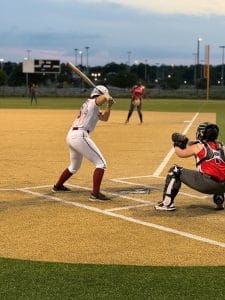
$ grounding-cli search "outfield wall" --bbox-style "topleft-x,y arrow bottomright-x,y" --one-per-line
0,85 -> 225,99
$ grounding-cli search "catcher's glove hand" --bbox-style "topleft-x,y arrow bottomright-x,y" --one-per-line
171,132 -> 189,149
132,98 -> 141,106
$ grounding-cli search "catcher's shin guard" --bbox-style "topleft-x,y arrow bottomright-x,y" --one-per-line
162,165 -> 182,206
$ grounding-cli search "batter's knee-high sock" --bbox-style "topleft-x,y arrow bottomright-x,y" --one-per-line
92,168 -> 105,195
55,168 -> 73,187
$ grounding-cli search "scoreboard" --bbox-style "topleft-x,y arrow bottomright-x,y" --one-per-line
23,59 -> 60,73
34,59 -> 60,73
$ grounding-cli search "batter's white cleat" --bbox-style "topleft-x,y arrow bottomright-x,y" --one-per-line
89,192 -> 111,201
52,185 -> 71,192
154,202 -> 176,211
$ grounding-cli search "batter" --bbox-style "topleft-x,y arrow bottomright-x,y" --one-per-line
52,85 -> 115,201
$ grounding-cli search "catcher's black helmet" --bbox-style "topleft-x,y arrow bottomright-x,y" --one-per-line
196,122 -> 219,142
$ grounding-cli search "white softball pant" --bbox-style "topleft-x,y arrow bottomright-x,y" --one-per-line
66,128 -> 107,174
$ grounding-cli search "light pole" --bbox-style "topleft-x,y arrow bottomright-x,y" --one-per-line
85,46 -> 90,72
192,52 -> 197,85
155,62 -> 160,82
0,58 -> 4,70
219,46 -> 225,86
79,51 -> 83,67
144,59 -> 148,81
25,50 -> 31,97
197,38 -> 202,83
127,51 -> 131,66
26,49 -> 31,60
74,48 -> 78,65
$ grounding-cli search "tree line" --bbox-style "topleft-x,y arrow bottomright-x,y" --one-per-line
0,61 -> 223,89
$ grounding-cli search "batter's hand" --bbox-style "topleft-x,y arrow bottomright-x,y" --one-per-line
106,97 -> 116,108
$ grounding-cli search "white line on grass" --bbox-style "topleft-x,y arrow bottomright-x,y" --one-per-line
18,187 -> 225,249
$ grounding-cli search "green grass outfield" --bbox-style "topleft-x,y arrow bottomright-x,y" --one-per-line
1,97 -> 225,299
1,97 -> 225,139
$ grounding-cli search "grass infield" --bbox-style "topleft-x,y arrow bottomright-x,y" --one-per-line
1,97 -> 225,299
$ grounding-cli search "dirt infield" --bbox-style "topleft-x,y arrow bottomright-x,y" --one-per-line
1,109 -> 225,266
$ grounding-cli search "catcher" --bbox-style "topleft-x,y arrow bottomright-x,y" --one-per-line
155,122 -> 225,211
125,80 -> 145,124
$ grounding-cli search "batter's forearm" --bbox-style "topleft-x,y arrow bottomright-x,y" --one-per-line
100,109 -> 111,121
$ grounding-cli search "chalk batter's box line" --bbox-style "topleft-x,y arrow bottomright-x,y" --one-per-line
110,175 -> 210,200
14,185 -> 225,249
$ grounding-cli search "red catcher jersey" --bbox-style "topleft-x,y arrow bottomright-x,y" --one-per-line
196,141 -> 225,181
132,85 -> 145,99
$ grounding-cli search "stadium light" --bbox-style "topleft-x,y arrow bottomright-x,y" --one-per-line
219,46 -> 225,86
85,46 -> 90,71
79,51 -> 83,67
127,51 -> 131,66
0,58 -> 4,70
26,49 -> 31,60
196,38 -> 202,82
144,59 -> 148,81
74,48 -> 78,65
192,53 -> 197,85
25,50 -> 31,97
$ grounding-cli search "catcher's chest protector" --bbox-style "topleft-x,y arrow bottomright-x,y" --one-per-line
196,143 -> 225,166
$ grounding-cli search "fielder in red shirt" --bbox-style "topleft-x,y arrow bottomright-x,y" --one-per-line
155,122 -> 225,211
125,80 -> 145,124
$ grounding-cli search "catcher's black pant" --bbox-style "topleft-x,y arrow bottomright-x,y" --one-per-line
180,168 -> 225,194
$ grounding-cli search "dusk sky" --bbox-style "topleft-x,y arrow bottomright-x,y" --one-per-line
1,0 -> 225,66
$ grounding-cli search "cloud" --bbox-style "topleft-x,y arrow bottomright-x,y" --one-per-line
66,0 -> 225,16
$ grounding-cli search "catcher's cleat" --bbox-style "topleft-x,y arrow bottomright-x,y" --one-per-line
213,194 -> 224,210
154,202 -> 176,211
89,192 -> 111,201
52,185 -> 71,192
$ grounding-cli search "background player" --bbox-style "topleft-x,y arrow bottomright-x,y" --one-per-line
155,122 -> 225,211
125,80 -> 145,124
52,85 -> 115,201
30,83 -> 37,104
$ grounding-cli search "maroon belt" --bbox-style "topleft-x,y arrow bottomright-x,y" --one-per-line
72,127 -> 89,134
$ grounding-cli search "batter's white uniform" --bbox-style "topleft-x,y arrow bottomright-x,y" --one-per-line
66,97 -> 106,174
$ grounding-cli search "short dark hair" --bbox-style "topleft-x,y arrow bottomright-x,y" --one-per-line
196,122 -> 219,142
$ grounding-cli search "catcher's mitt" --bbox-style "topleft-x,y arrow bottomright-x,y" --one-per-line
132,98 -> 141,106
171,132 -> 189,149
